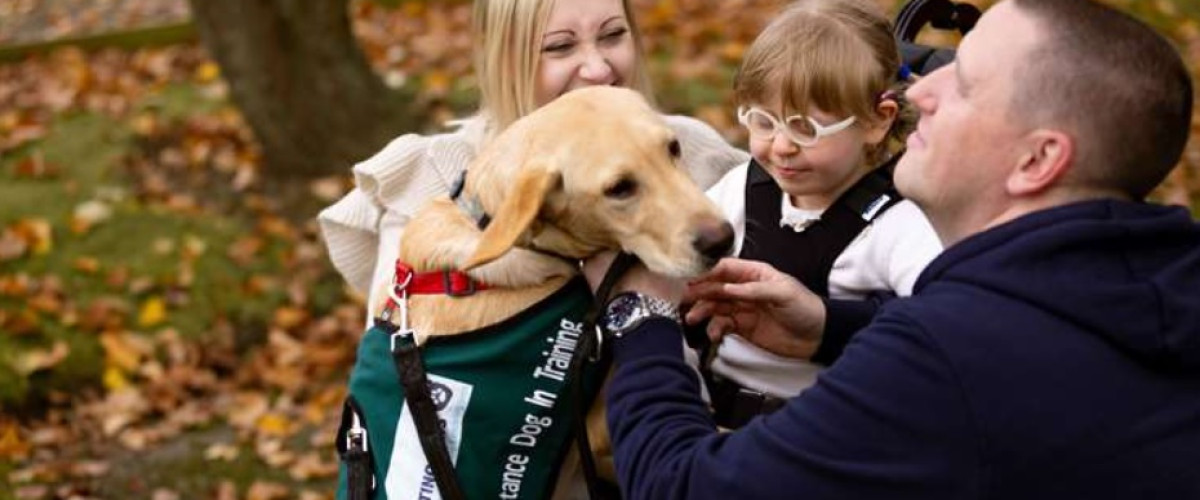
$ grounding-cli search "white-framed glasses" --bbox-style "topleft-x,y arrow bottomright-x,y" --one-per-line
737,106 -> 857,147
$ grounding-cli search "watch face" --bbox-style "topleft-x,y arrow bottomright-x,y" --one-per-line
604,293 -> 643,333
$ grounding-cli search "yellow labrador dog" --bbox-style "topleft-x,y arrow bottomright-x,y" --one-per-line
380,86 -> 731,497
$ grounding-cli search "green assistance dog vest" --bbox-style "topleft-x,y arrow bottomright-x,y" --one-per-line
336,278 -> 606,500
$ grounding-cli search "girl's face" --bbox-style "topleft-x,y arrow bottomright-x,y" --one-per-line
746,92 -> 893,210
535,0 -> 637,107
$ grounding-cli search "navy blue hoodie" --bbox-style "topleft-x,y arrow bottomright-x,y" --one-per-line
607,200 -> 1200,499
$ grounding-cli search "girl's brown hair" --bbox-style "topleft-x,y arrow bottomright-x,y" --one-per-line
734,0 -> 913,161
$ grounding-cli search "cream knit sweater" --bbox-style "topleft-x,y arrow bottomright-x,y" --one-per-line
318,115 -> 748,310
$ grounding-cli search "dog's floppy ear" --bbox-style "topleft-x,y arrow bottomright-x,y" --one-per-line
462,165 -> 560,270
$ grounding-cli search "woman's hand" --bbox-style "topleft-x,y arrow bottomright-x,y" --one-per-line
581,250 -> 685,305
684,258 -> 825,359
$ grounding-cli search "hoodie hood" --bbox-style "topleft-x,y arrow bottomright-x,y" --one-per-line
916,200 -> 1200,371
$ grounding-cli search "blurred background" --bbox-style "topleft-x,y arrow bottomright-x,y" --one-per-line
0,0 -> 1196,498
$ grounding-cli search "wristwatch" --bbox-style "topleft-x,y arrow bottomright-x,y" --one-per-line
601,291 -> 681,338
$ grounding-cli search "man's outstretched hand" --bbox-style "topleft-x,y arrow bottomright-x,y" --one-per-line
685,258 -> 825,360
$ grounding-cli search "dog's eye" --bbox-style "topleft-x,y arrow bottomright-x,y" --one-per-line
604,177 -> 638,200
667,139 -> 681,159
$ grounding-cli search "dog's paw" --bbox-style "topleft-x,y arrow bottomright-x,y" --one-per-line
466,247 -> 577,288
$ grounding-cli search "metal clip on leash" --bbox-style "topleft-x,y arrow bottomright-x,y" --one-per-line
380,267 -> 414,333
382,264 -> 466,500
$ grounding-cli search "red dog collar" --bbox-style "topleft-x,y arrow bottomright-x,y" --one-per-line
393,261 -> 490,297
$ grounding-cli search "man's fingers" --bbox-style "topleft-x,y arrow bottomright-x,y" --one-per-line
693,257 -> 770,285
707,315 -> 736,342
685,300 -> 714,325
686,280 -> 732,302
721,280 -> 796,305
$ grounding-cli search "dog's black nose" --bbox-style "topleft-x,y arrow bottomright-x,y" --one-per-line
694,219 -> 735,263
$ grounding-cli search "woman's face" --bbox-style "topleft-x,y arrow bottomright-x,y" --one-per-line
535,0 -> 637,107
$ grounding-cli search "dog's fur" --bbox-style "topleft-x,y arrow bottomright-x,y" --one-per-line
377,86 -> 732,495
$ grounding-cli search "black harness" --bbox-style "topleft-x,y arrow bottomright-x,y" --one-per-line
740,155 -> 902,294
706,155 -> 903,429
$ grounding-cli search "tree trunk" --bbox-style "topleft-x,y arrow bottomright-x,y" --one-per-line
187,0 -> 422,179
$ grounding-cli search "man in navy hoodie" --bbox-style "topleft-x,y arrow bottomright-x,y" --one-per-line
585,0 -> 1200,498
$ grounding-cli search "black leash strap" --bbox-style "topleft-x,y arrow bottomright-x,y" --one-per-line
567,252 -> 641,500
390,327 -> 467,500
339,396 -> 376,500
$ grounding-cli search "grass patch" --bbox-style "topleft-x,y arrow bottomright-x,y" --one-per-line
0,83 -> 337,411
0,23 -> 197,63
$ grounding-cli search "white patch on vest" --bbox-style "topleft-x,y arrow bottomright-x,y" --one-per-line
385,374 -> 473,500
860,194 -> 892,221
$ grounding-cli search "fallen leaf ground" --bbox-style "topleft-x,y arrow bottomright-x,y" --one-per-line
1,1 -> 1198,499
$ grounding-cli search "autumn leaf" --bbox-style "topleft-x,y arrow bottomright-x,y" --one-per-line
72,256 -> 101,273
13,150 -> 61,179
194,61 -> 221,83
71,199 -> 114,234
13,341 -> 70,376
130,112 -> 159,137
287,451 -> 338,481
422,70 -> 452,98
273,307 -> 309,330
0,228 -> 29,261
246,481 -> 291,500
137,296 -> 167,327
13,219 -> 53,255
0,420 -> 31,460
255,413 -> 292,437
204,443 -> 241,461
103,365 -> 131,392
101,331 -> 151,372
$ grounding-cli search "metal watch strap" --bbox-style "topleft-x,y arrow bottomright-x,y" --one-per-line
604,292 -> 681,338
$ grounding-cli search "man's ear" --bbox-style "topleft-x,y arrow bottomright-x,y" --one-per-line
462,165 -> 560,270
864,99 -> 900,146
1007,129 -> 1075,196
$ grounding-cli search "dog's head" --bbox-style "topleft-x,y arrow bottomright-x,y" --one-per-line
461,86 -> 733,278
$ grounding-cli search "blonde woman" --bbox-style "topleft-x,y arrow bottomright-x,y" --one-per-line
318,0 -> 748,317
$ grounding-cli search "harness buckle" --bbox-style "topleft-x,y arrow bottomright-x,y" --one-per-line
588,324 -> 605,362
442,270 -> 478,297
390,328 -> 416,352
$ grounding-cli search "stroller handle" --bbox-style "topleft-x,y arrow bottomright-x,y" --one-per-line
895,0 -> 981,42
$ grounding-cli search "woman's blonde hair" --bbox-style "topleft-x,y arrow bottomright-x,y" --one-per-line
472,0 -> 655,138
734,0 -> 913,161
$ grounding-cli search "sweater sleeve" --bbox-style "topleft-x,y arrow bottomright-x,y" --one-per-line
317,125 -> 479,299
607,309 -> 979,500
662,114 -> 750,190
811,294 -> 890,365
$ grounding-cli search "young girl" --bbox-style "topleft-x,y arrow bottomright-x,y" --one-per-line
318,0 -> 747,322
702,0 -> 942,428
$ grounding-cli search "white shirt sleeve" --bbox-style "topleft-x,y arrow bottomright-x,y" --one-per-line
829,199 -> 942,299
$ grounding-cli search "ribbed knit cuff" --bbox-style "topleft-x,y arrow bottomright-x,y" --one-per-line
612,317 -> 687,366
812,298 -> 880,365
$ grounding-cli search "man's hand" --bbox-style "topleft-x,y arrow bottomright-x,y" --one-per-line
685,258 -> 825,360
